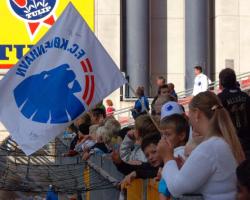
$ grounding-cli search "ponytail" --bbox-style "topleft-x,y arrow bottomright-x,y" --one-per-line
190,91 -> 245,164
210,107 -> 245,163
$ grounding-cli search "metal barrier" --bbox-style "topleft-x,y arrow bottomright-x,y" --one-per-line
84,154 -> 204,200
113,71 -> 250,127
176,71 -> 250,98
125,179 -> 204,200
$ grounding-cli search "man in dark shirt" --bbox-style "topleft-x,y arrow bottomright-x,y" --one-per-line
218,68 -> 250,159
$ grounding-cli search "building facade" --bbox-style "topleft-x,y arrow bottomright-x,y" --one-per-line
96,0 -> 250,101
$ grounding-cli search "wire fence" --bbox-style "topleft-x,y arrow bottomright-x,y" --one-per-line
0,136 -> 118,197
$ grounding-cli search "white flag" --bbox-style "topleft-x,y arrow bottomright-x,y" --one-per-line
0,2 -> 127,155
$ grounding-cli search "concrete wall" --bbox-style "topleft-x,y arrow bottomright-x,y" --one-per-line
94,0 -> 250,107
215,0 -> 250,80
94,0 -> 121,108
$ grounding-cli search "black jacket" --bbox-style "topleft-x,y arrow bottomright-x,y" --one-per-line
218,88 -> 250,153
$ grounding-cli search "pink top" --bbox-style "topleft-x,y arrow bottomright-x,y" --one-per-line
106,106 -> 115,116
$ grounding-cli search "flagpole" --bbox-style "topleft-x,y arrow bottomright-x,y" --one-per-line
126,83 -> 162,133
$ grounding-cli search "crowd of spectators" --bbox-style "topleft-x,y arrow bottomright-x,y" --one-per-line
61,68 -> 250,200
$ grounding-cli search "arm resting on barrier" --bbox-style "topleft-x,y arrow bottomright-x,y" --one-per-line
115,160 -> 160,178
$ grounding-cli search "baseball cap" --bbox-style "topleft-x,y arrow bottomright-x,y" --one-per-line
161,101 -> 184,119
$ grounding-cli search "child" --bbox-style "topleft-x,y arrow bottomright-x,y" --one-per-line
236,160 -> 250,200
104,118 -> 122,150
119,114 -> 158,164
160,114 -> 189,157
90,108 -> 106,124
120,133 -> 163,189
80,124 -> 99,153
74,123 -> 91,152
106,99 -> 115,117
157,114 -> 189,200
63,123 -> 90,157
121,114 -> 189,198
131,86 -> 149,119
82,126 -> 110,160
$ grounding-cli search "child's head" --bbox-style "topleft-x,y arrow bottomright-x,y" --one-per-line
236,160 -> 250,200
134,115 -> 158,139
160,114 -> 189,148
96,126 -> 112,145
141,133 -> 162,167
78,123 -> 90,139
75,113 -> 91,128
167,83 -> 175,92
106,99 -> 113,107
136,86 -> 145,97
160,101 -> 184,120
104,118 -> 121,135
90,108 -> 106,124
95,126 -> 105,142
89,124 -> 99,140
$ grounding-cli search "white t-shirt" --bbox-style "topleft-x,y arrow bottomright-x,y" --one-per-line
193,73 -> 210,96
162,136 -> 237,200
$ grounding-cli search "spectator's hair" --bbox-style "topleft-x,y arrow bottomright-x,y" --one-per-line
141,133 -> 161,152
78,123 -> 90,135
96,126 -> 105,142
135,115 -> 158,138
89,124 -> 99,137
104,118 -> 121,135
106,99 -> 113,106
75,113 -> 91,127
136,86 -> 145,97
96,126 -> 113,145
68,123 -> 78,133
167,83 -> 175,90
91,108 -> 106,119
160,114 -> 190,143
189,91 -> 245,163
194,66 -> 202,73
236,160 -> 250,189
219,68 -> 237,89
159,84 -> 169,94
159,84 -> 168,90
118,126 -> 133,139
157,76 -> 166,84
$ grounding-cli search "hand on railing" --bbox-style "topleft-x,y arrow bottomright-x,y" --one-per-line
120,171 -> 137,190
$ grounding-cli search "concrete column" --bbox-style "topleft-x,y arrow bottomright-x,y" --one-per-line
185,0 -> 210,90
126,0 -> 149,96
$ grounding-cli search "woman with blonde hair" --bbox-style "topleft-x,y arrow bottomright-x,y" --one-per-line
157,91 -> 245,200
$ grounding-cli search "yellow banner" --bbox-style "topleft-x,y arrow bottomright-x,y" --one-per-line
0,0 -> 94,69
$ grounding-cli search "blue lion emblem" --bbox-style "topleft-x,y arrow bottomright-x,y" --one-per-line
14,64 -> 85,123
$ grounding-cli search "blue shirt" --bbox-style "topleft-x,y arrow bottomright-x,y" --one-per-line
158,178 -> 171,197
